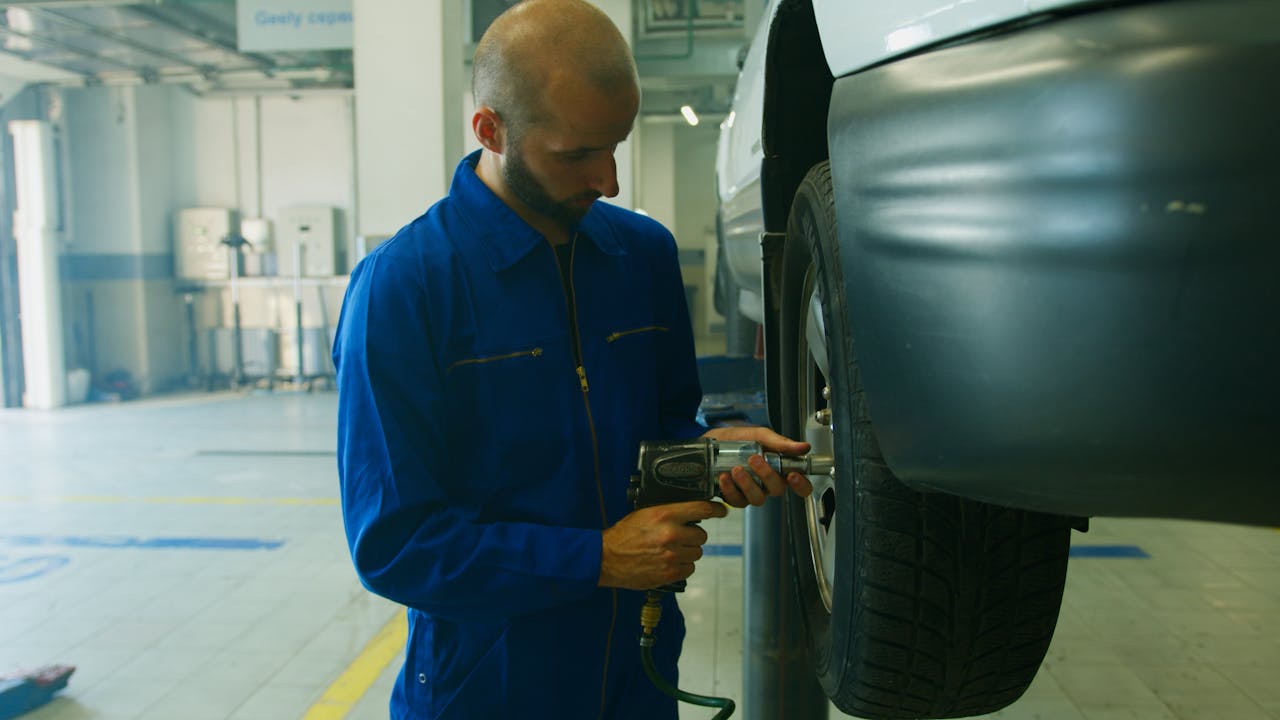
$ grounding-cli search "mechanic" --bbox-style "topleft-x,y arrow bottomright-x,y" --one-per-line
332,1 -> 813,718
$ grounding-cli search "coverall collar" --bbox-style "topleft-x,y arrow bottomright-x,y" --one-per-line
452,150 -> 627,273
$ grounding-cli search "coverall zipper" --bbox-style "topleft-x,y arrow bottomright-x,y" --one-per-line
552,234 -> 617,718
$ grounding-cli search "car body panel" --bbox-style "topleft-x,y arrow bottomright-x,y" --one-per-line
716,0 -> 1100,326
716,0 -> 1280,524
828,0 -> 1280,524
814,0 -> 1021,77
715,9 -> 772,322
716,174 -> 766,323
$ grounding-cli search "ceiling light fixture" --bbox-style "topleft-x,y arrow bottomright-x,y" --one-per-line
680,105 -> 699,126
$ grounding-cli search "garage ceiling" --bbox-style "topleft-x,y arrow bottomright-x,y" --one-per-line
0,0 -> 742,112
0,0 -> 352,94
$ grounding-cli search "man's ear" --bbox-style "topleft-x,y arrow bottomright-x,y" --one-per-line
472,106 -> 505,154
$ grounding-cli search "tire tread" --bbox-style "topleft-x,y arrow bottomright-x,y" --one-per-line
781,161 -> 1072,718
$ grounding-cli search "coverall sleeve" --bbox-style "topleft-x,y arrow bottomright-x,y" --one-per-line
654,231 -> 708,440
333,252 -> 603,623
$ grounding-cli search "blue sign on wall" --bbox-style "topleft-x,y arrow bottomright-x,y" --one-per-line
238,0 -> 354,52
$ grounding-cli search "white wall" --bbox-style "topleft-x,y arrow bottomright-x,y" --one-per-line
175,93 -> 233,208
635,120 -> 723,347
64,87 -> 135,256
61,85 -> 189,391
636,121 -> 676,230
184,94 -> 356,248
673,124 -> 722,345
257,95 -> 355,226
136,86 -> 181,256
594,0 -> 635,213
59,84 -> 356,392
46,10 -> 726,390
353,0 -> 463,239
673,124 -> 719,251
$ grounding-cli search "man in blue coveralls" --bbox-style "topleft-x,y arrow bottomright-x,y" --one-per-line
333,1 -> 814,717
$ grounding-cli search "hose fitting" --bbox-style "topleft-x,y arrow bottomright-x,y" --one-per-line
640,590 -> 663,636
638,589 -> 735,719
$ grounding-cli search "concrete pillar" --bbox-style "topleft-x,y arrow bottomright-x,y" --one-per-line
61,85 -> 187,397
636,120 -> 676,230
352,0 -> 464,242
593,0 -> 636,213
352,0 -> 639,236
9,120 -> 66,408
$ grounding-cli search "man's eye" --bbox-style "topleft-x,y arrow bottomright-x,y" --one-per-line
561,151 -> 591,162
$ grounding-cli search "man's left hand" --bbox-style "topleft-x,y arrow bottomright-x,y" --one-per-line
701,426 -> 815,507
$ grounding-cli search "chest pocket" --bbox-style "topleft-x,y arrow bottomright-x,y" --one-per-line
446,346 -> 545,374
592,322 -> 672,454
601,324 -> 671,374
605,325 -> 670,344
441,337 -> 579,500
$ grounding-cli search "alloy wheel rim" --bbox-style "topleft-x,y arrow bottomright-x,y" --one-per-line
799,266 -> 837,613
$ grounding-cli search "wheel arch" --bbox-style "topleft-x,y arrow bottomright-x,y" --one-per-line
758,0 -> 834,429
760,0 -> 834,235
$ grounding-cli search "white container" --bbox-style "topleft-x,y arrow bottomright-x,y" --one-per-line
66,368 -> 91,404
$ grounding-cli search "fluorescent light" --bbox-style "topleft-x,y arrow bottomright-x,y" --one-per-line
5,9 -> 34,52
634,208 -> 649,216
680,105 -> 699,126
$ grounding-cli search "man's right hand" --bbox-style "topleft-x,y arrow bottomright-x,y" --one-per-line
598,500 -> 729,590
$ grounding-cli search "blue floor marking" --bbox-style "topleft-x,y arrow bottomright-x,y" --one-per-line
704,544 -> 743,557
0,555 -> 70,584
1069,544 -> 1149,558
0,535 -> 285,551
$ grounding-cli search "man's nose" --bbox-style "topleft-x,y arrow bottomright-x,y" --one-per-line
590,153 -> 620,198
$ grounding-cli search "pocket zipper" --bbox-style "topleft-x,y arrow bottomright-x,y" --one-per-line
605,326 -> 670,343
447,347 -> 543,373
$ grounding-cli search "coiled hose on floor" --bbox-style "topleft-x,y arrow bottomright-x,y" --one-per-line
638,590 -> 736,719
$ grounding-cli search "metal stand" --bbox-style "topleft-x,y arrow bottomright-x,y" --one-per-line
292,230 -> 307,388
221,234 -> 251,389
315,283 -> 334,390
743,500 -> 828,719
182,292 -> 199,387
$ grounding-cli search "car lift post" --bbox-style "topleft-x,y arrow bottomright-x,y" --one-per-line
743,499 -> 828,719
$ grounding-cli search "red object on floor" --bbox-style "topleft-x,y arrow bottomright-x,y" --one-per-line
0,665 -> 75,720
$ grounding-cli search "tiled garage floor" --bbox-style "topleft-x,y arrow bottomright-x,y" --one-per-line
2,392 -> 1277,719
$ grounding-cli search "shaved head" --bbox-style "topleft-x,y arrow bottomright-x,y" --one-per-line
473,0 -> 638,137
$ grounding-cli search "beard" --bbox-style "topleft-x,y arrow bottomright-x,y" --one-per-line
503,144 -> 600,231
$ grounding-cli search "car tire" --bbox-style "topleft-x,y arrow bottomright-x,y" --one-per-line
779,160 -> 1074,718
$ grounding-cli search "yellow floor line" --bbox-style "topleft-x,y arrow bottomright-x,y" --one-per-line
303,611 -> 408,720
0,495 -> 338,506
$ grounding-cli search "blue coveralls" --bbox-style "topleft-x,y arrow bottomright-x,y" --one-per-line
333,151 -> 707,719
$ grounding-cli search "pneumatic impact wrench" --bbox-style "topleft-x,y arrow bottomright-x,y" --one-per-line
628,437 -> 834,590
626,438 -> 834,718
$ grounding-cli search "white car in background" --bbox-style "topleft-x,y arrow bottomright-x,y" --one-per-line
715,0 -> 1280,717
